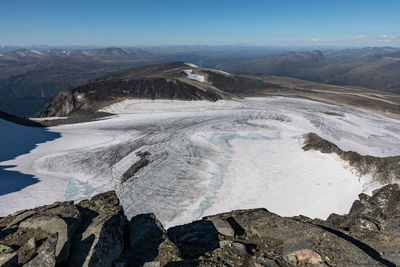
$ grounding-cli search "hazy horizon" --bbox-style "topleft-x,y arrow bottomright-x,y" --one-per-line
1,44 -> 400,51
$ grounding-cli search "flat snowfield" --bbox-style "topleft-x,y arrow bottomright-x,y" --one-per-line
1,97 -> 400,228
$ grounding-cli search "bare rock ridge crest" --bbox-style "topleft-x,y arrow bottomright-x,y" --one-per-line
38,62 -> 234,118
302,132 -> 400,184
37,62 -> 400,120
0,184 -> 399,266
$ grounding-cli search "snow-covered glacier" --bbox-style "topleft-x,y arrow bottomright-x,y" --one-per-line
1,97 -> 400,228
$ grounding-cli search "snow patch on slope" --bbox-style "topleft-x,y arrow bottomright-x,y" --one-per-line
29,50 -> 44,55
212,69 -> 231,76
185,62 -> 199,68
182,69 -> 205,82
31,117 -> 68,121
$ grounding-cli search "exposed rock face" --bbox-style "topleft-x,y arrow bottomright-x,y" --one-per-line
0,191 -> 125,266
39,91 -> 77,118
115,213 -> 180,266
326,184 -> 400,265
68,192 -> 126,267
23,233 -> 58,267
186,209 -> 381,266
302,132 -> 400,184
1,185 -> 399,266
0,200 -> 81,265
38,62 -> 235,117
121,151 -> 151,184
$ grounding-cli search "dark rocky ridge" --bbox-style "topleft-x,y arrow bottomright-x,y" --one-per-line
38,62 -> 235,117
1,185 -> 399,266
0,111 -> 42,127
37,61 -> 400,120
302,132 -> 400,184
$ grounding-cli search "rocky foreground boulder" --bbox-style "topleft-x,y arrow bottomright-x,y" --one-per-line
0,192 -> 125,267
1,185 -> 399,266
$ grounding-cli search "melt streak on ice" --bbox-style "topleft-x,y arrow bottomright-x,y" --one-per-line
1,97 -> 400,228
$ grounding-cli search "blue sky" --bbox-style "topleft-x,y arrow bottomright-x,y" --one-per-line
1,0 -> 399,47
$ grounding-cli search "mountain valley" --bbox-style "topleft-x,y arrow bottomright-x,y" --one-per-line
1,60 -> 400,266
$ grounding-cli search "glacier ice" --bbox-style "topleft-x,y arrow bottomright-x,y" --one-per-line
1,97 -> 400,228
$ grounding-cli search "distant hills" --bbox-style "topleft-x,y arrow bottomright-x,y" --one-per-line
39,61 -> 400,120
0,47 -> 164,116
211,47 -> 400,94
0,47 -> 156,98
1,46 -> 400,117
38,62 -> 235,117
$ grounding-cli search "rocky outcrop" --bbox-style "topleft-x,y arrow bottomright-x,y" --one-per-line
121,151 -> 151,184
24,233 -> 58,267
302,132 -> 400,184
38,62 -> 235,117
68,192 -> 126,267
115,213 -> 181,266
325,184 -> 400,265
38,91 -> 78,118
1,185 -> 400,266
0,191 -> 125,267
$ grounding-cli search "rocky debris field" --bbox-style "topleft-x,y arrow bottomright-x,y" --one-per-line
0,184 -> 399,267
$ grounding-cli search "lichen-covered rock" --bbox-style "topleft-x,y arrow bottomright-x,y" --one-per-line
207,217 -> 235,237
0,251 -> 18,267
168,219 -> 220,259
142,261 -> 161,267
68,191 -> 126,267
1,186 -> 399,266
324,184 -> 400,265
0,201 -> 80,265
19,215 -> 72,262
195,209 -> 385,266
0,190 -> 125,267
115,213 -> 180,266
0,244 -> 13,254
23,233 -> 58,267
284,249 -> 323,265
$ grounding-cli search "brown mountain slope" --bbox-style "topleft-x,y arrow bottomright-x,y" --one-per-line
38,62 -> 236,117
38,62 -> 400,119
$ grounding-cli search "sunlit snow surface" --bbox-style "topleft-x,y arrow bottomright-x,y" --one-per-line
182,69 -> 205,82
2,97 -> 400,228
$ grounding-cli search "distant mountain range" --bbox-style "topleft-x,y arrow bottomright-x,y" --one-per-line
1,46 -> 400,116
0,48 -> 163,116
210,47 -> 400,94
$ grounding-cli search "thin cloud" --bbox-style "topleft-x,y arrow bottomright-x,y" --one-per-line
378,34 -> 397,43
352,35 -> 368,40
381,34 -> 396,39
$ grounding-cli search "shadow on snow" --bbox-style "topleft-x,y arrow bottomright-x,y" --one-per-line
0,120 -> 61,196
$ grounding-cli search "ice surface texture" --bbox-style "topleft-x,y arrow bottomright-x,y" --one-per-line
1,97 -> 400,228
